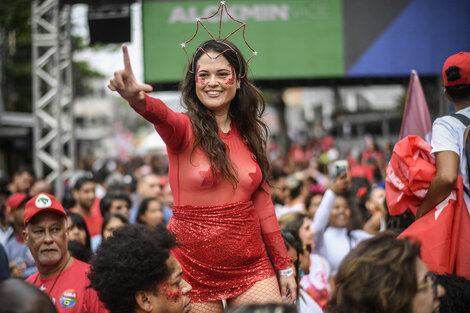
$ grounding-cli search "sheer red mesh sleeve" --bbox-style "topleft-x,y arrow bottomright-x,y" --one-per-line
252,182 -> 292,270
134,94 -> 190,152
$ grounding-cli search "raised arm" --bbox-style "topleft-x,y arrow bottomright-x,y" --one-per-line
108,45 -> 189,151
416,151 -> 459,218
416,117 -> 461,219
108,45 -> 153,111
312,173 -> 349,245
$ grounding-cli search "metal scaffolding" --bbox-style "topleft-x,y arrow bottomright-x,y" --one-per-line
32,0 -> 75,201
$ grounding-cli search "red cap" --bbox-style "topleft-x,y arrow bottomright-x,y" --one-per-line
24,193 -> 67,226
442,52 -> 470,86
5,193 -> 29,213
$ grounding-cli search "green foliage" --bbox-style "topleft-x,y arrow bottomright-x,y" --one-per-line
1,2 -> 104,112
73,60 -> 105,97
0,0 -> 32,112
395,90 -> 407,116
0,1 -> 31,33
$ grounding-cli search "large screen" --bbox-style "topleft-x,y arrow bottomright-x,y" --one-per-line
142,0 -> 470,84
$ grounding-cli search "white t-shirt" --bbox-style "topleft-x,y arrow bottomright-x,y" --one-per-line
276,202 -> 304,218
301,254 -> 330,292
298,288 -> 324,313
312,189 -> 372,276
320,227 -> 371,276
431,106 -> 470,212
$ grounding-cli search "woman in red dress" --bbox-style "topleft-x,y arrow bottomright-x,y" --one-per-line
108,40 -> 296,313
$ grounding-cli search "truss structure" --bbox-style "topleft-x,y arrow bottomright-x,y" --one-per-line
32,0 -> 75,200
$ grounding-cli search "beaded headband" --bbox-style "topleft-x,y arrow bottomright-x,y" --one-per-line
180,1 -> 258,79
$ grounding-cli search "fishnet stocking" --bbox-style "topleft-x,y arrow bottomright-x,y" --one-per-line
190,300 -> 224,313
227,276 -> 282,307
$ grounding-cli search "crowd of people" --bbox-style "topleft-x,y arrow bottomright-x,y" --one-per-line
2,128 -> 468,313
1,108 -> 468,312
1,23 -> 470,313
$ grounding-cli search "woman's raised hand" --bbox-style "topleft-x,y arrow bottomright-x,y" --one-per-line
330,172 -> 350,195
108,45 -> 153,111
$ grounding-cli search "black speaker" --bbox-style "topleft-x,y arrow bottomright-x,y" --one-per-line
87,4 -> 131,44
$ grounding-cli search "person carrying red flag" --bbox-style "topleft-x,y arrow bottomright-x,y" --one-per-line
386,136 -> 470,279
417,52 -> 470,218
386,52 -> 470,279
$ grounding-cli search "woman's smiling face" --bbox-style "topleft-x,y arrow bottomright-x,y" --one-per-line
329,196 -> 351,228
195,52 -> 239,114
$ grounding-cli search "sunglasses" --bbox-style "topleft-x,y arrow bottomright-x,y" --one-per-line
417,272 -> 438,298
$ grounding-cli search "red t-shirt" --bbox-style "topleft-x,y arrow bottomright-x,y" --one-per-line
70,198 -> 103,237
26,258 -> 108,313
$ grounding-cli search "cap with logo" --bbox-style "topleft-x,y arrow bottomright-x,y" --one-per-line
24,193 -> 67,226
5,193 -> 29,213
442,51 -> 470,87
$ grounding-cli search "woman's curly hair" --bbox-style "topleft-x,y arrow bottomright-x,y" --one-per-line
180,39 -> 270,189
88,224 -> 176,313
325,231 -> 421,313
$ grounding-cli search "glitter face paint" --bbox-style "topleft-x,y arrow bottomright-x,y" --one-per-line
195,53 -> 237,112
160,281 -> 182,302
222,64 -> 235,85
195,66 -> 206,85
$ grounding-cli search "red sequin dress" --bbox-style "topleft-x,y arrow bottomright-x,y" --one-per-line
137,94 -> 291,302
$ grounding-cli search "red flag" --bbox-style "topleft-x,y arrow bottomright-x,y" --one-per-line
399,70 -> 432,142
386,136 -> 470,279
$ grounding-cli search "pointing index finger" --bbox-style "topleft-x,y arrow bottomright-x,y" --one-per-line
122,44 -> 133,72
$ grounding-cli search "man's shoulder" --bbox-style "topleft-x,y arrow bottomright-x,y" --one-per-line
58,259 -> 92,291
436,110 -> 470,126
70,258 -> 91,272
435,114 -> 464,126
432,115 -> 466,140
57,258 -> 91,280
25,271 -> 38,283
66,259 -> 108,312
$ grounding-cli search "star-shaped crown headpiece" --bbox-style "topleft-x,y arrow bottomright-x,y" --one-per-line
180,1 -> 258,79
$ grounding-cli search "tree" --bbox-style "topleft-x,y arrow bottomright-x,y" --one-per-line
0,0 -> 32,112
0,1 -> 104,113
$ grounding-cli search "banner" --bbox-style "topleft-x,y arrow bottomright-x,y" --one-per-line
142,0 -> 470,84
142,0 -> 343,82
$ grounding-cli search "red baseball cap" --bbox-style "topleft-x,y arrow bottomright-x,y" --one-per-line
24,193 -> 67,226
442,52 -> 470,86
5,193 -> 29,213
